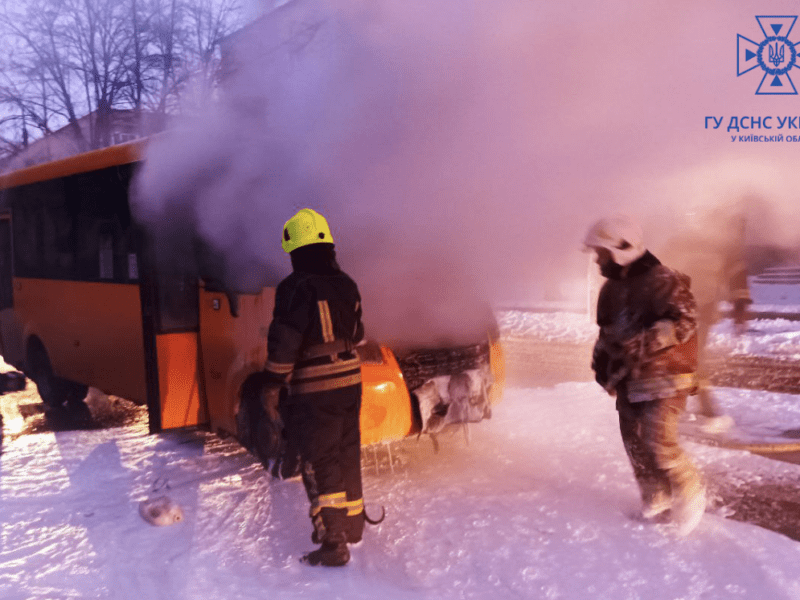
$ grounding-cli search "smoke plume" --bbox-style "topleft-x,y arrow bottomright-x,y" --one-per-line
134,0 -> 800,346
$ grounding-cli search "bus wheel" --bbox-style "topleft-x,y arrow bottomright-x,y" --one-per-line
26,340 -> 59,407
60,379 -> 89,409
25,340 -> 88,410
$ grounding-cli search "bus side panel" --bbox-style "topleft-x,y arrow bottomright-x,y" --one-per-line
198,287 -> 273,438
360,347 -> 415,446
156,332 -> 206,429
0,308 -> 25,369
15,278 -> 147,402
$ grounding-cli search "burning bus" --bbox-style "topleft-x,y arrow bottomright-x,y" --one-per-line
0,141 -> 504,465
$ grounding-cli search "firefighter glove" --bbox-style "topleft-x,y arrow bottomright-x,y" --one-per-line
261,385 -> 282,424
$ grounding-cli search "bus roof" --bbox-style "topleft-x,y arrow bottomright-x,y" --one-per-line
0,139 -> 146,191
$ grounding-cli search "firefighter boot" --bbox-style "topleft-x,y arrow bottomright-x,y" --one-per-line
302,532 -> 349,567
344,511 -> 365,544
303,508 -> 350,567
312,510 -> 365,545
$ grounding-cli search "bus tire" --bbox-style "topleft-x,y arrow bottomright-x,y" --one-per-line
60,379 -> 89,408
25,339 -> 88,409
25,339 -> 60,407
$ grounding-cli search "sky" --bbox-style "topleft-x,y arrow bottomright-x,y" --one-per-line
2,317 -> 800,598
133,0 -> 800,348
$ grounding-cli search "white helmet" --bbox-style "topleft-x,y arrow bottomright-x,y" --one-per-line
583,214 -> 646,266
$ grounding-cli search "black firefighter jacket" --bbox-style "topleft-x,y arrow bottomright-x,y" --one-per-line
265,268 -> 365,395
592,252 -> 698,403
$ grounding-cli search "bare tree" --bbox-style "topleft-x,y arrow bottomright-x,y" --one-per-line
0,0 -> 89,149
184,0 -> 241,84
0,0 -> 244,159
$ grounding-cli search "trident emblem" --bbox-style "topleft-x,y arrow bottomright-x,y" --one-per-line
769,42 -> 785,66
737,16 -> 799,94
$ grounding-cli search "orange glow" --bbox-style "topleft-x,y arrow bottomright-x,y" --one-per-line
156,332 -> 206,429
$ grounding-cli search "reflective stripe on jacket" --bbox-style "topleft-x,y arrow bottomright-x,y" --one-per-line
265,268 -> 365,393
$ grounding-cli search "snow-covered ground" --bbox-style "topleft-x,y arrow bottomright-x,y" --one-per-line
2,380 -> 800,597
2,309 -> 800,598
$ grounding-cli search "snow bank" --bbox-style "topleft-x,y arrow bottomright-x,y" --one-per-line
498,309 -> 800,361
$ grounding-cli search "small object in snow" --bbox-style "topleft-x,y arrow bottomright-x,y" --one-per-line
139,496 -> 184,526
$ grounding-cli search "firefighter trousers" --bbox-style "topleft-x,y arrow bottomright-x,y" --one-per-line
289,383 -> 364,543
617,390 -> 702,507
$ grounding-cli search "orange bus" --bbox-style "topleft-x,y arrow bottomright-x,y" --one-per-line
0,141 -> 504,463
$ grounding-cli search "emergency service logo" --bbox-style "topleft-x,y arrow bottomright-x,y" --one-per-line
737,16 -> 800,95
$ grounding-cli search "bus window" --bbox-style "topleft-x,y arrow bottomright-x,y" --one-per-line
128,253 -> 139,280
41,184 -> 75,275
156,269 -> 199,332
99,222 -> 114,279
12,184 -> 45,278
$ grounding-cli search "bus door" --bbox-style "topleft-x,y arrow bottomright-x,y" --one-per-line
197,282 -> 275,438
141,266 -> 208,433
0,213 -> 23,364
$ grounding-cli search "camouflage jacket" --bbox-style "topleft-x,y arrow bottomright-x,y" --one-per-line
591,252 -> 698,402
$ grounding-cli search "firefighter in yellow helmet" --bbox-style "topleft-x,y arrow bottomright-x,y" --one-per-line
262,208 -> 366,567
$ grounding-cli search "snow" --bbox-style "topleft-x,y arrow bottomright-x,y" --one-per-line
709,319 -> 800,361
3,309 -> 800,598
499,309 -> 800,361
3,353 -> 800,597
498,309 -> 597,345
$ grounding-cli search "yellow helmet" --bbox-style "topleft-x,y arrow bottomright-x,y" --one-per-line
281,208 -> 334,253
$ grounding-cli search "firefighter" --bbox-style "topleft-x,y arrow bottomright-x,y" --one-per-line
584,215 -> 706,536
262,208 -> 366,567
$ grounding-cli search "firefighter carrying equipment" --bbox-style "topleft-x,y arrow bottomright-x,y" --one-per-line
282,208 -> 335,253
583,214 -> 646,267
264,229 -> 366,560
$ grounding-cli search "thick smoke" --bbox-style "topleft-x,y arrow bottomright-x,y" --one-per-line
134,0 -> 800,346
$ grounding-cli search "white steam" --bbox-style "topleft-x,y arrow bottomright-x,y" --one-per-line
134,0 -> 800,346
